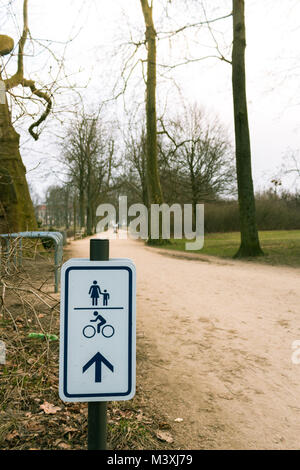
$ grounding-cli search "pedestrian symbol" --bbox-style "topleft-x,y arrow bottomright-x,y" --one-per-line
89,281 -> 110,306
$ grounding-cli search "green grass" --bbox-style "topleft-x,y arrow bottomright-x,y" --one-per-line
154,230 -> 300,267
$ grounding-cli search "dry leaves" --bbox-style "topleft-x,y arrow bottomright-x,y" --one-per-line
40,401 -> 61,415
155,430 -> 174,443
54,440 -> 72,450
6,430 -> 19,441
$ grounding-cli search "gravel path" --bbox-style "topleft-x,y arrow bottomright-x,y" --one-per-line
65,233 -> 300,449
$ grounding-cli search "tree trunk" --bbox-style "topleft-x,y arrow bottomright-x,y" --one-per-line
79,186 -> 85,228
140,0 -> 166,244
73,198 -> 77,239
145,18 -> 162,206
0,90 -> 37,233
64,186 -> 69,229
232,0 -> 263,257
86,194 -> 93,236
86,154 -> 93,236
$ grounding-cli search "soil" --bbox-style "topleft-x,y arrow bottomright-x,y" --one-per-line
65,232 -> 300,450
2,232 -> 300,450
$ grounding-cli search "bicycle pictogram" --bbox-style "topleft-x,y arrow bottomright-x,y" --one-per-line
82,311 -> 115,339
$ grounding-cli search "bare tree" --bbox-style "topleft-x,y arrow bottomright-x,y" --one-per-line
232,0 -> 263,257
45,185 -> 71,228
139,0 -> 165,243
60,108 -> 116,236
159,103 -> 236,228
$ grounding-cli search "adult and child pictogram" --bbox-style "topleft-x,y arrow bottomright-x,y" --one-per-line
89,280 -> 110,306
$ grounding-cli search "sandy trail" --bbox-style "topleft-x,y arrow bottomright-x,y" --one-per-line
65,233 -> 300,449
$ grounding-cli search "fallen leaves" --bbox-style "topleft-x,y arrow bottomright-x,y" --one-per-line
40,401 -> 61,415
155,430 -> 174,443
6,430 -> 19,441
54,440 -> 72,450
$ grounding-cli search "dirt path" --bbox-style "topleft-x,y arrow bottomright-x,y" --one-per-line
65,233 -> 300,450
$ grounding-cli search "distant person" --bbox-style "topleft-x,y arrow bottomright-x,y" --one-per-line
89,280 -> 101,306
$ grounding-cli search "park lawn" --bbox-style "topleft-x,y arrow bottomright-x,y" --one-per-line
158,230 -> 300,267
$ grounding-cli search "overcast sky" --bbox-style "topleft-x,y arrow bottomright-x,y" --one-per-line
2,0 -> 300,199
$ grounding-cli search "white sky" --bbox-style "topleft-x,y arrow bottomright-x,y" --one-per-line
2,0 -> 300,199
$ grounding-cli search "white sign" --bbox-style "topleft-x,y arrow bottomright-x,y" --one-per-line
59,258 -> 136,402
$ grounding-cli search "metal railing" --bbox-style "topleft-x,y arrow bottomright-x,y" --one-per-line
0,231 -> 64,293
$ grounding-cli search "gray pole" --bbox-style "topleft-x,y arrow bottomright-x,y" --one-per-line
88,239 -> 109,450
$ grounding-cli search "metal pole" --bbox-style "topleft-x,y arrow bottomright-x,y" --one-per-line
54,244 -> 59,294
6,239 -> 10,271
18,238 -> 22,267
13,239 -> 17,269
88,239 -> 109,450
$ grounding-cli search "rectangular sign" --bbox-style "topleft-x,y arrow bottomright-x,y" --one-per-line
59,258 -> 136,402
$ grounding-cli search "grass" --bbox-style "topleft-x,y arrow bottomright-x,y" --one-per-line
153,230 -> 300,267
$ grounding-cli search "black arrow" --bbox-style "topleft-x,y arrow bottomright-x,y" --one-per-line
82,352 -> 114,383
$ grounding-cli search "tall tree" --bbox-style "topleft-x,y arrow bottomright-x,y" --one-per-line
0,0 -> 52,233
232,0 -> 263,257
139,0 -> 165,243
60,109 -> 115,236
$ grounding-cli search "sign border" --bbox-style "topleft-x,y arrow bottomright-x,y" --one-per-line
60,263 -> 135,401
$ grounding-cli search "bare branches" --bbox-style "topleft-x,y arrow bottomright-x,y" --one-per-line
2,0 -> 53,140
201,4 -> 232,65
57,107 -> 118,234
158,116 -> 194,151
22,79 -> 52,140
17,0 -> 28,77
157,11 -> 233,41
158,103 -> 236,204
110,0 -> 232,107
0,238 -> 61,413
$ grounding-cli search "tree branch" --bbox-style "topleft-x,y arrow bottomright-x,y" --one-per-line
3,0 -> 53,139
22,79 -> 52,140
157,11 -> 233,40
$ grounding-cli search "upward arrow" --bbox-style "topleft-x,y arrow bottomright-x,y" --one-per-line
82,352 -> 114,383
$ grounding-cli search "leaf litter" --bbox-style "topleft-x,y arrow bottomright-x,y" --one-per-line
0,252 -> 176,450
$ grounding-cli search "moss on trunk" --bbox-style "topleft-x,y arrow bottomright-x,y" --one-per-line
0,101 -> 37,233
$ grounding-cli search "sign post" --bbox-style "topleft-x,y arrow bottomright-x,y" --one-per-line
88,239 -> 109,450
59,239 -> 136,450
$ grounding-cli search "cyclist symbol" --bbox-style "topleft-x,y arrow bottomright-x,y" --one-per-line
82,311 -> 115,339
